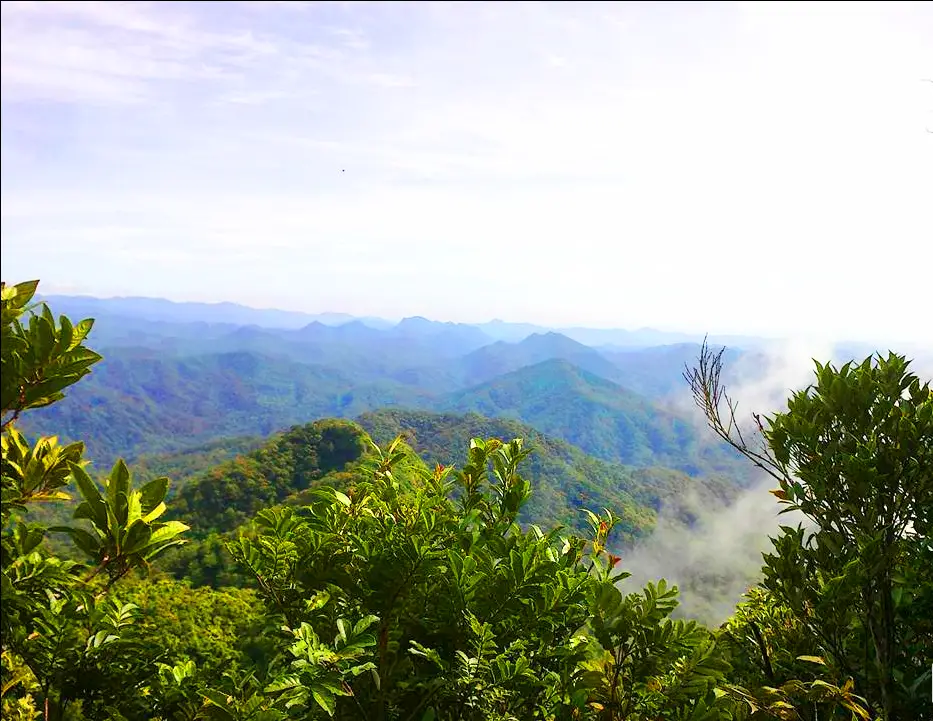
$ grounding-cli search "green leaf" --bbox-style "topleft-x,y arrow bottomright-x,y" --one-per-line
122,519 -> 153,555
138,476 -> 169,514
7,280 -> 40,307
265,675 -> 303,693
72,318 -> 95,344
352,615 -> 379,636
147,521 -> 190,548
311,685 -> 336,716
69,463 -> 107,528
114,491 -> 130,527
143,539 -> 187,560
58,314 -> 74,351
141,501 -> 167,523
108,459 -> 131,509
201,688 -> 236,714
50,526 -> 101,558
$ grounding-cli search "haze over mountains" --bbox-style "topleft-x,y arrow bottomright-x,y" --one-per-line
22,294 -> 931,474
22,294 -> 757,473
37,293 -> 776,350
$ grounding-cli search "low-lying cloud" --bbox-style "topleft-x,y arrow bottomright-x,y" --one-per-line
621,337 -> 901,626
619,475 -> 792,626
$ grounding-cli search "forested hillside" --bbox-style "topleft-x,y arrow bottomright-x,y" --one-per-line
15,350 -> 432,465
29,406 -> 740,589
443,359 -> 745,476
3,282 -> 931,721
358,409 -> 737,532
16,330 -> 752,486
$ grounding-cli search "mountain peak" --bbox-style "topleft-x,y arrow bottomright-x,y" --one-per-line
296,320 -> 329,333
519,331 -> 589,350
398,316 -> 433,326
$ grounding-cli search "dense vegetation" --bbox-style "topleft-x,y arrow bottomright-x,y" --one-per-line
13,349 -> 431,467
442,359 -> 744,476
16,322 -> 751,485
3,280 -> 931,720
358,409 -> 737,535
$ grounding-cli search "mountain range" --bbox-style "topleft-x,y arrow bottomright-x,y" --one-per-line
19,292 -> 929,542
19,290 -> 933,594
18,332 -> 745,481
37,293 -> 775,349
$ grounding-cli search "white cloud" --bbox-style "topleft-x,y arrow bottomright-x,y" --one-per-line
618,477 -> 790,626
1,1 -> 931,345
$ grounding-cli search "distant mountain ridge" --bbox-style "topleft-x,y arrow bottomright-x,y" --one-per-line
37,293 -> 771,349
457,332 -> 626,386
35,294 -> 391,330
18,343 -> 750,485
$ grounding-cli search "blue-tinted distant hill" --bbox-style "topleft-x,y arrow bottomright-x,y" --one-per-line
37,294 -> 391,329
396,332 -> 632,392
39,294 -> 775,349
457,332 -> 624,386
476,319 -> 772,349
600,343 -> 746,398
16,349 -> 434,467
24,294 -> 907,491
17,342 -> 748,484
206,318 -> 494,377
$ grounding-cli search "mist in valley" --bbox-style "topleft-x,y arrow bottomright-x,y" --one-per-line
613,335 -> 922,625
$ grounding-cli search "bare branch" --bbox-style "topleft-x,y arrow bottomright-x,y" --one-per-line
683,337 -> 787,484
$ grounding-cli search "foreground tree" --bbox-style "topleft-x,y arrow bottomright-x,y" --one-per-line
224,436 -> 746,720
1,280 -> 189,719
686,342 -> 933,720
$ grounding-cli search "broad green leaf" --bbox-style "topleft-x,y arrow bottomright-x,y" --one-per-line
115,491 -> 130,527
141,501 -> 167,523
50,526 -> 101,558
58,314 -> 73,351
108,459 -> 131,509
69,463 -> 107,528
124,489 -> 143,526
121,519 -> 153,555
147,521 -> 190,548
72,317 -> 95,343
311,686 -> 336,716
139,476 -> 169,514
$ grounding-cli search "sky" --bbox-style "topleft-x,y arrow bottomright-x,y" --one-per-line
1,1 -> 931,345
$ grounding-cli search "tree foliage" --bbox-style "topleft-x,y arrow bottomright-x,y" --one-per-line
1,280 -> 189,719
686,340 -> 932,720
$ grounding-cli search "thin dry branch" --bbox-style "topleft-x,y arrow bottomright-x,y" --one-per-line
682,337 -> 786,485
